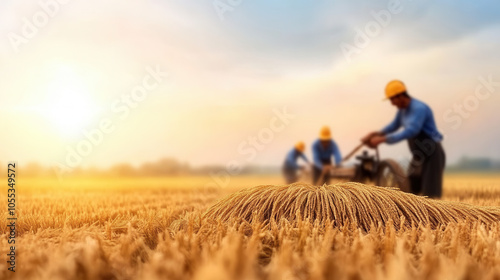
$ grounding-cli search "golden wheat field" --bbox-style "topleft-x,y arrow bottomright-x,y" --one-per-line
2,174 -> 500,280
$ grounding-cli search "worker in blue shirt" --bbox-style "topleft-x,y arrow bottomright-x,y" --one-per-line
312,126 -> 342,185
362,80 -> 446,198
282,141 -> 309,184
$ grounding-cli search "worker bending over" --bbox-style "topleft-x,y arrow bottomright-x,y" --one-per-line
282,141 -> 309,184
362,80 -> 445,198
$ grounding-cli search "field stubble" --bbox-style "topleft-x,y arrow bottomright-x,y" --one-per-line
1,174 -> 500,280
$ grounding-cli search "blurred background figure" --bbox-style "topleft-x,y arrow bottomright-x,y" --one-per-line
282,141 -> 309,184
362,80 -> 445,198
312,126 -> 342,185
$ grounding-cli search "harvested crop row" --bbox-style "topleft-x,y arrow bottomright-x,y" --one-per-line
204,182 -> 500,230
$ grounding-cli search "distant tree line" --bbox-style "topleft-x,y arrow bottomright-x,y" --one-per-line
447,157 -> 500,173
4,156 -> 498,178
5,158 -> 280,178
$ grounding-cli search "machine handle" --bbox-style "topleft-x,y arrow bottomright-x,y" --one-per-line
342,142 -> 365,162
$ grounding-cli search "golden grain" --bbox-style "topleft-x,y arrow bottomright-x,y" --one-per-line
1,175 -> 500,280
204,182 -> 500,230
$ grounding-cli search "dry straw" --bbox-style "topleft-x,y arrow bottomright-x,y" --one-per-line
204,182 -> 500,230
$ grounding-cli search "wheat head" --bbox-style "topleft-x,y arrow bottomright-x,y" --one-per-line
204,182 -> 500,230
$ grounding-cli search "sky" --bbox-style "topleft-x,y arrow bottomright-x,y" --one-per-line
0,0 -> 500,170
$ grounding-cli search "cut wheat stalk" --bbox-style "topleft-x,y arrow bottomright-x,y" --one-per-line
204,182 -> 500,230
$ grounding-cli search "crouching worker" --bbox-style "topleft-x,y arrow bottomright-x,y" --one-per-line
282,141 -> 309,184
312,126 -> 342,185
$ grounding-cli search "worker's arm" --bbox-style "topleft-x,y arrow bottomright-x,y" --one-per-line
385,106 -> 427,144
299,153 -> 309,164
362,112 -> 401,145
332,141 -> 342,166
380,111 -> 402,135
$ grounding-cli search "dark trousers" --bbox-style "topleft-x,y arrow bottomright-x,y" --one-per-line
407,132 -> 446,198
282,166 -> 298,184
313,167 -> 331,185
313,160 -> 332,186
313,158 -> 332,185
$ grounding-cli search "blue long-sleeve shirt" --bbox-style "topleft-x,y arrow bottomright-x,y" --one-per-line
381,98 -> 443,144
312,139 -> 342,169
284,148 -> 309,170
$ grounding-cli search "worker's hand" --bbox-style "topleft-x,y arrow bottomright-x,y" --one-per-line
361,131 -> 380,144
368,135 -> 386,148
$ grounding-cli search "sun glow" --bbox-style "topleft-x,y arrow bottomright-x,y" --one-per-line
38,67 -> 99,138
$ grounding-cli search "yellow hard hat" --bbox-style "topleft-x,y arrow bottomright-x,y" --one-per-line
385,80 -> 406,99
295,141 -> 305,152
319,126 -> 332,140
